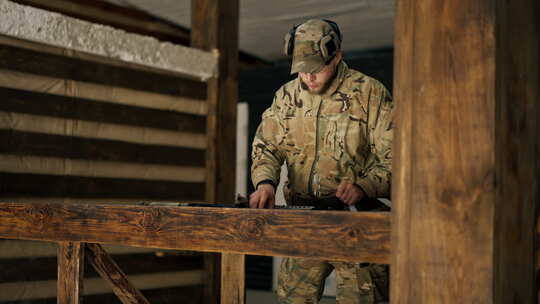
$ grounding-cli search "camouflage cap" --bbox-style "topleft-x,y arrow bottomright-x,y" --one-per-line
290,19 -> 341,75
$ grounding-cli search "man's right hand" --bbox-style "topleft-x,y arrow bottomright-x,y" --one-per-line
249,184 -> 276,208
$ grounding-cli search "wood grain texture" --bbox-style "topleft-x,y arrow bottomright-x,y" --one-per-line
0,253 -> 204,283
493,0 -> 539,303
390,0 -> 414,301
220,253 -> 245,304
0,286 -> 203,304
392,0 -> 539,303
0,87 -> 206,133
0,202 -> 391,263
191,0 -> 239,204
0,130 -> 205,167
0,172 -> 205,200
57,242 -> 84,304
192,1 -> 240,303
85,243 -> 149,304
0,44 -> 207,100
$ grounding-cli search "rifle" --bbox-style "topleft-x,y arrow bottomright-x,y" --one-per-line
140,195 -> 389,211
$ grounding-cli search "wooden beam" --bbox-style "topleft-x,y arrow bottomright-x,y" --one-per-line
0,172 -> 205,201
0,202 -> 391,263
0,87 -> 207,133
191,0 -> 239,204
0,253 -> 203,283
221,253 -> 245,304
85,243 -> 150,304
0,44 -> 208,100
57,242 -> 84,304
191,1 -> 240,303
1,130 -> 205,167
392,0 -> 539,303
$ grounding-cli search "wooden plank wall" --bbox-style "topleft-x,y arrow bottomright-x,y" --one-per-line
0,35 -> 209,303
0,240 -> 204,303
0,36 -> 208,201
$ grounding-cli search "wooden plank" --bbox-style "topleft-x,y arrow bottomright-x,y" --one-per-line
0,202 -> 391,263
0,253 -> 204,283
192,1 -> 240,303
0,87 -> 206,133
203,252 -> 221,304
57,242 -> 84,304
221,253 -> 245,304
0,172 -> 205,200
0,44 -> 207,100
0,286 -> 203,304
391,0 -> 539,303
85,243 -> 149,304
0,130 -> 205,167
494,1 -> 538,303
0,240 -> 170,259
0,155 -> 205,183
0,271 -> 203,302
191,0 -> 239,204
84,285 -> 203,304
0,112 -> 206,150
0,69 -> 208,116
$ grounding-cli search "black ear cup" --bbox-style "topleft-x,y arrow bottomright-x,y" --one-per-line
323,19 -> 342,42
320,20 -> 342,64
283,20 -> 342,62
283,24 -> 299,56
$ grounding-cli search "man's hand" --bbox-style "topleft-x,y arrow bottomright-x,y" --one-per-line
249,183 -> 276,208
336,182 -> 365,206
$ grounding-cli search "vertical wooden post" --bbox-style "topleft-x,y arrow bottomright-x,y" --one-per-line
221,253 -> 245,304
191,1 -> 241,304
392,0 -> 539,303
58,242 -> 84,304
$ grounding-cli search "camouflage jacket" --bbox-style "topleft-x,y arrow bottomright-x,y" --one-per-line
251,62 -> 393,200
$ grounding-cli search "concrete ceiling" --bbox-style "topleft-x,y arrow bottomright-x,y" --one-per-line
106,0 -> 395,62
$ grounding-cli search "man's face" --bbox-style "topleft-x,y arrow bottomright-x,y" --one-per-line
298,52 -> 342,94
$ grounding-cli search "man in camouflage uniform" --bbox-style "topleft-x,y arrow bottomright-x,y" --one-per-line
249,19 -> 393,304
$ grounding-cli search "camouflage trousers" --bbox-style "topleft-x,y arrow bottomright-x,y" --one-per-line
277,257 -> 389,304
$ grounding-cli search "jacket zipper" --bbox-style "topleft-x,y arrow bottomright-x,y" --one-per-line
307,96 -> 323,197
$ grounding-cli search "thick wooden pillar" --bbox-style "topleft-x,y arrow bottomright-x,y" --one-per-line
392,0 -> 539,303
57,242 -> 84,304
191,0 -> 239,204
191,1 -> 240,304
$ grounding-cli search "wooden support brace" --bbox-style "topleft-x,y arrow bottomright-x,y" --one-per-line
85,243 -> 150,304
57,242 -> 84,304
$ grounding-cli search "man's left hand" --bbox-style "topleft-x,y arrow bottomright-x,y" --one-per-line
336,182 -> 365,206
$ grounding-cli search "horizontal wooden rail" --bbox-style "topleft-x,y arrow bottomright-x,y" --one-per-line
0,202 -> 391,263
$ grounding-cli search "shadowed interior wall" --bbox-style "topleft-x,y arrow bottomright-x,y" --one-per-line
0,31 -> 209,304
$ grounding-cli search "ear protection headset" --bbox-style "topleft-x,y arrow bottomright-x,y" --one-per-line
283,19 -> 343,65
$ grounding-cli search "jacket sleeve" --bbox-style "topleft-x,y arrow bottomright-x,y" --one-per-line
251,95 -> 287,189
355,82 -> 394,198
